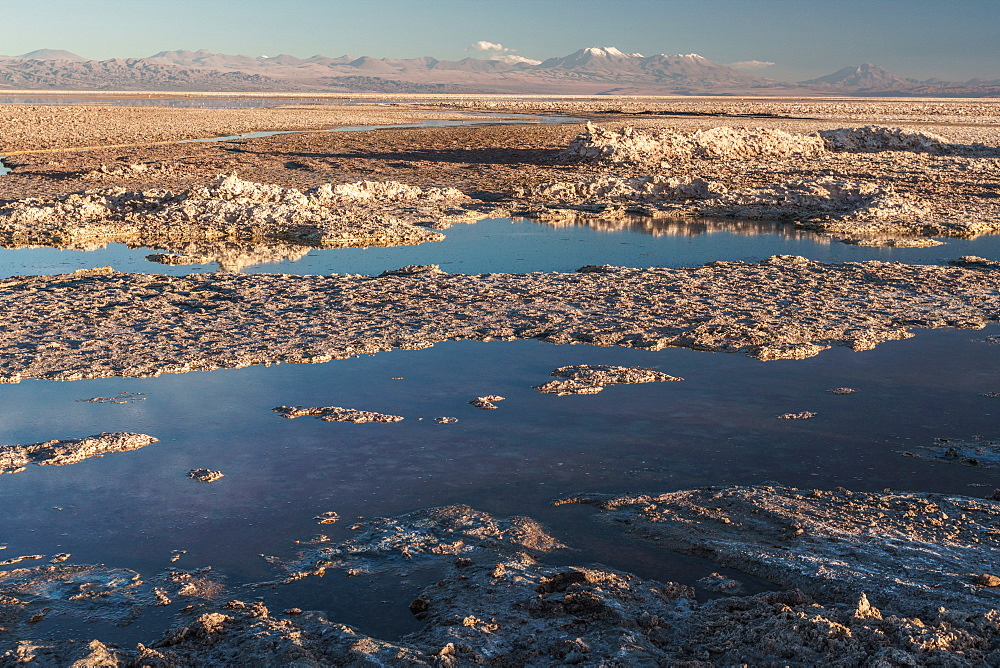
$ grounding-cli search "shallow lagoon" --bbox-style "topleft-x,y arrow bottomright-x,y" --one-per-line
0,321 -> 998,638
1,216 -> 999,278
0,212 -> 998,641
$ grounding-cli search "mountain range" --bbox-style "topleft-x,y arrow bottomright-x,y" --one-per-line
0,47 -> 996,96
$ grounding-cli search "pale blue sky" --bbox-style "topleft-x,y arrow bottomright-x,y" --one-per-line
3,0 -> 998,82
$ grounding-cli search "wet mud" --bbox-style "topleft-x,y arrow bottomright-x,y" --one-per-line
6,486 -> 1000,665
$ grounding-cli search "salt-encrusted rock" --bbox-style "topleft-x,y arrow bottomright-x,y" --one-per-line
0,258 -> 996,384
704,177 -> 926,222
379,264 -> 447,277
516,175 -> 720,202
0,174 -> 454,249
914,437 -> 1000,468
564,123 -> 993,165
949,255 -> 1000,269
309,179 -> 466,204
469,396 -> 504,410
777,411 -> 816,420
567,484 -> 1000,616
188,468 -> 224,483
265,504 -> 566,582
272,406 -> 404,423
697,572 -> 745,593
0,562 -> 224,636
0,432 -> 158,474
563,123 -> 826,164
819,125 -> 971,154
534,364 -> 682,395
838,236 -> 944,247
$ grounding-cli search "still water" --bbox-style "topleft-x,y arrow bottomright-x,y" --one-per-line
0,216 -> 995,277
0,214 -> 997,640
0,96 -> 387,108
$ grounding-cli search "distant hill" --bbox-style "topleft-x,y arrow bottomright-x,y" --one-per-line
802,63 -> 1000,97
17,49 -> 89,62
801,63 -> 920,92
0,47 -> 996,96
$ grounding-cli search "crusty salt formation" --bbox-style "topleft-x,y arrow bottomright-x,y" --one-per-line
273,406 -> 405,423
0,432 -> 158,474
564,122 -> 992,165
515,174 -> 720,202
0,173 -> 474,249
817,124 -> 987,154
518,174 -> 997,240
534,364 -> 682,395
0,256 -> 996,384
562,122 -> 826,164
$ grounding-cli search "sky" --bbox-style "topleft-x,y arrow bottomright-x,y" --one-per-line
3,0 -> 998,82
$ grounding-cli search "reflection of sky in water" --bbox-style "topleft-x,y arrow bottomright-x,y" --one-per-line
0,328 -> 997,577
0,216 -> 997,278
0,96 -> 389,108
0,214 -> 998,639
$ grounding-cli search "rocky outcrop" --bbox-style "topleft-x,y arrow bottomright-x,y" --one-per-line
9,488 -> 1000,665
567,485 -> 1000,618
272,406 -> 405,423
265,504 -> 565,582
0,432 -> 158,474
819,125 -> 997,155
534,364 -> 682,395
0,174 -> 470,249
563,123 -> 995,165
563,122 -> 827,164
515,174 -> 719,202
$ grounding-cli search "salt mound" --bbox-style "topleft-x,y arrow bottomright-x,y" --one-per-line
563,123 -> 826,164
688,126 -> 826,159
0,174 -> 454,248
819,126 -> 953,153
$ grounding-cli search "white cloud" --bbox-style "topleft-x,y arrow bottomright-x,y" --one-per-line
468,40 -> 513,53
727,60 -> 776,71
494,54 -> 541,65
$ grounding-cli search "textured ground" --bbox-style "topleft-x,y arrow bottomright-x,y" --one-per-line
0,256 -> 996,383
6,487 -> 1000,666
1,96 -> 1000,665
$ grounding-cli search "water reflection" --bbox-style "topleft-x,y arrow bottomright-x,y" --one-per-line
0,328 -> 996,636
530,212 -> 829,242
0,96 -> 345,108
0,215 -> 995,279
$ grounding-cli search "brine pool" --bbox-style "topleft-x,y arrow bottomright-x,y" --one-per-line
3,215 -> 1000,276
1,213 -> 999,642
